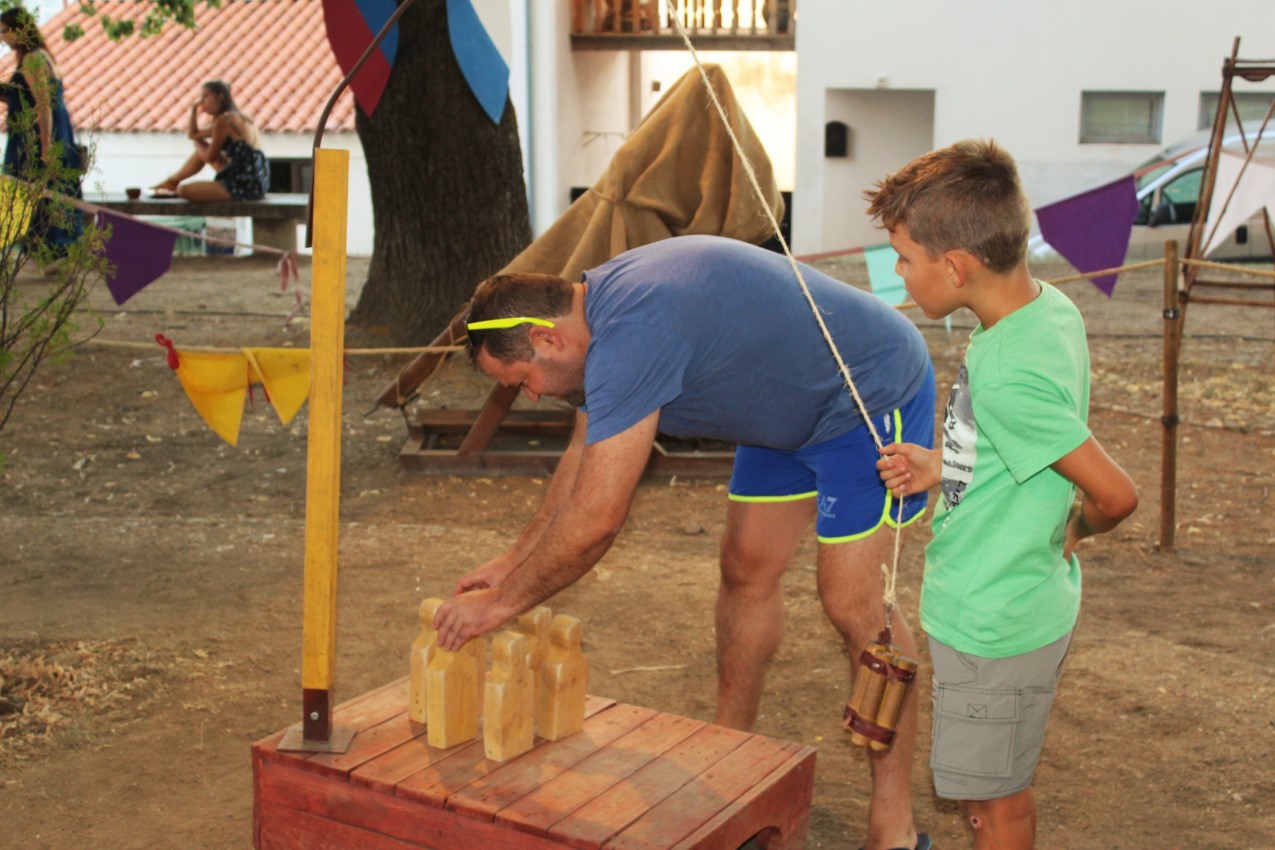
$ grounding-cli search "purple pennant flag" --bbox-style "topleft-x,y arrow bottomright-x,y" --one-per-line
1034,175 -> 1139,297
98,211 -> 178,305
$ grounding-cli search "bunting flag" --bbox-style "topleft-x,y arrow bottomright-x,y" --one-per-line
322,0 -> 400,115
172,350 -> 254,446
0,176 -> 34,248
863,243 -> 951,330
863,243 -> 907,307
98,211 -> 178,305
447,0 -> 511,124
243,348 -> 313,426
159,337 -> 312,446
1202,150 -> 1275,257
1034,175 -> 1140,297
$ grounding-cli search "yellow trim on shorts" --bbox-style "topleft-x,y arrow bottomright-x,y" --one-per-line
818,408 -> 925,544
728,490 -> 818,503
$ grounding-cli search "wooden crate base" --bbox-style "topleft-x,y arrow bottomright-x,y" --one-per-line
254,678 -> 815,850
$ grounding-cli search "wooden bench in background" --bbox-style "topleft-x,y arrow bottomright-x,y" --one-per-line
90,192 -> 308,252
254,678 -> 816,850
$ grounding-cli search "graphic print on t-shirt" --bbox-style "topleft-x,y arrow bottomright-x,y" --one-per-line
940,364 -> 976,510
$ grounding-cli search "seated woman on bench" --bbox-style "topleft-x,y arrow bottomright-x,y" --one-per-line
151,80 -> 269,202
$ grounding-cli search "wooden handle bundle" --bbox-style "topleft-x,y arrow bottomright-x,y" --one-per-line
843,634 -> 917,751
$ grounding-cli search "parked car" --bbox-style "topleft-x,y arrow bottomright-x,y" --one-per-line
1031,121 -> 1275,262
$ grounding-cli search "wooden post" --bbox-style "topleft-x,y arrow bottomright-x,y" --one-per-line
282,148 -> 354,752
1181,38 -> 1240,316
1160,240 -> 1181,553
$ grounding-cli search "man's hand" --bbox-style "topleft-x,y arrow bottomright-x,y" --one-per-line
433,586 -> 511,651
877,442 -> 942,497
452,554 -> 519,596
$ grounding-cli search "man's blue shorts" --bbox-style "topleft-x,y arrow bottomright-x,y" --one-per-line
728,365 -> 936,543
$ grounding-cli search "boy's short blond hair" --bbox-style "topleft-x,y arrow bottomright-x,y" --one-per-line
865,139 -> 1031,274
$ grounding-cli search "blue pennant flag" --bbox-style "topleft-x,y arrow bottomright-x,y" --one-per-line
447,0 -> 510,124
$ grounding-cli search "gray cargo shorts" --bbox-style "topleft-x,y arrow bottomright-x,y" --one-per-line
927,630 -> 1073,801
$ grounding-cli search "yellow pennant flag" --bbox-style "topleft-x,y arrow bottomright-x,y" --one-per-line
173,351 -> 250,446
166,341 -> 314,445
0,176 -> 34,249
244,348 -> 312,426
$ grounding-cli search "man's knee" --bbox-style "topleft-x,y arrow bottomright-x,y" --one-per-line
718,539 -> 789,594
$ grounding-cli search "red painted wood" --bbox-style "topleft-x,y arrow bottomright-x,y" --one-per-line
394,695 -> 617,808
672,747 -> 816,850
254,677 -> 411,767
445,704 -> 658,822
303,711 -> 422,780
547,724 -> 752,850
257,800 -> 427,850
254,688 -> 814,850
602,737 -> 802,850
350,726 -> 470,795
356,694 -> 617,796
495,713 -> 705,839
257,755 -> 575,850
394,736 -> 491,809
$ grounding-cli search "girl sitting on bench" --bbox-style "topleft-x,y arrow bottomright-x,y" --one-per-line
151,79 -> 269,202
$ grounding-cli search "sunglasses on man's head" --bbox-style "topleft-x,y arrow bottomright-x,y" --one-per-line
465,316 -> 555,348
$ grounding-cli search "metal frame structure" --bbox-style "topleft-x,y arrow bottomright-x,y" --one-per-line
1159,37 -> 1275,551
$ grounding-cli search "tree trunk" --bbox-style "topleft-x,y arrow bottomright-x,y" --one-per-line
348,0 -> 531,345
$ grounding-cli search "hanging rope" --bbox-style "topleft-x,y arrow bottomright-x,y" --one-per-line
667,14 -> 908,632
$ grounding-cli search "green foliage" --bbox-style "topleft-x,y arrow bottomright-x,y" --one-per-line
0,125 -> 110,453
51,0 -> 221,43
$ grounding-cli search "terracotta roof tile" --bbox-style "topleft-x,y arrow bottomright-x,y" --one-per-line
3,0 -> 356,133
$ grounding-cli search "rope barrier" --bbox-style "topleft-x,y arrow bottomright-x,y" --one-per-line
80,338 -> 464,356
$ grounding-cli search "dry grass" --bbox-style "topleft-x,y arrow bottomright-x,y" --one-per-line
0,639 -> 166,765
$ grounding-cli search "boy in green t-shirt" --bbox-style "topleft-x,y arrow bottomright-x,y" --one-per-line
867,140 -> 1139,850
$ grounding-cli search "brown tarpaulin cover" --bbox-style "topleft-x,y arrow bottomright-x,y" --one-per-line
376,63 -> 784,409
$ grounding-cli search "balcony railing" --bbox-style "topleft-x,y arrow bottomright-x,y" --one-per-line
570,0 -> 795,51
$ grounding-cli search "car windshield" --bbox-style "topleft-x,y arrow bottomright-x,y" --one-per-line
1137,164 -> 1173,190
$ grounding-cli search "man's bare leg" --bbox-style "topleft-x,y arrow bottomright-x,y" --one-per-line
818,531 -> 919,850
714,498 -> 814,730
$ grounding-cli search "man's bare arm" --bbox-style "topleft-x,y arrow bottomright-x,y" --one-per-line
452,410 -> 589,594
435,410 -> 659,648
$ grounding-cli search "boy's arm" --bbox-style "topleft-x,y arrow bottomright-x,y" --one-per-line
1051,436 -> 1138,559
877,442 -> 942,497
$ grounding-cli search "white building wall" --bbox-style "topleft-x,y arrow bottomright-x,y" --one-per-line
793,0 -> 1275,253
75,130 -> 375,255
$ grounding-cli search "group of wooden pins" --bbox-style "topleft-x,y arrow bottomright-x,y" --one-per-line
408,599 -> 588,762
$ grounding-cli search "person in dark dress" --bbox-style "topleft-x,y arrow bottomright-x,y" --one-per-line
1,7 -> 84,264
151,79 -> 269,202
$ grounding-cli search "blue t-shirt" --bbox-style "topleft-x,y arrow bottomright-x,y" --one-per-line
579,236 -> 931,448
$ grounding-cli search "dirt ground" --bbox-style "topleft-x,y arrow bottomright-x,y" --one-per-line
1,249 -> 1272,850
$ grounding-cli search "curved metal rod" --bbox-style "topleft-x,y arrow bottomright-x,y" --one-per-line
306,0 -> 421,246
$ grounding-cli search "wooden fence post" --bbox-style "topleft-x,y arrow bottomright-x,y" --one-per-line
280,147 -> 354,752
1160,240 -> 1181,552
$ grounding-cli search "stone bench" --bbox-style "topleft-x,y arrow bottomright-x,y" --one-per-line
89,192 -> 308,252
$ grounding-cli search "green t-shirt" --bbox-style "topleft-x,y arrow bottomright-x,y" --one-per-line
920,283 -> 1091,657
